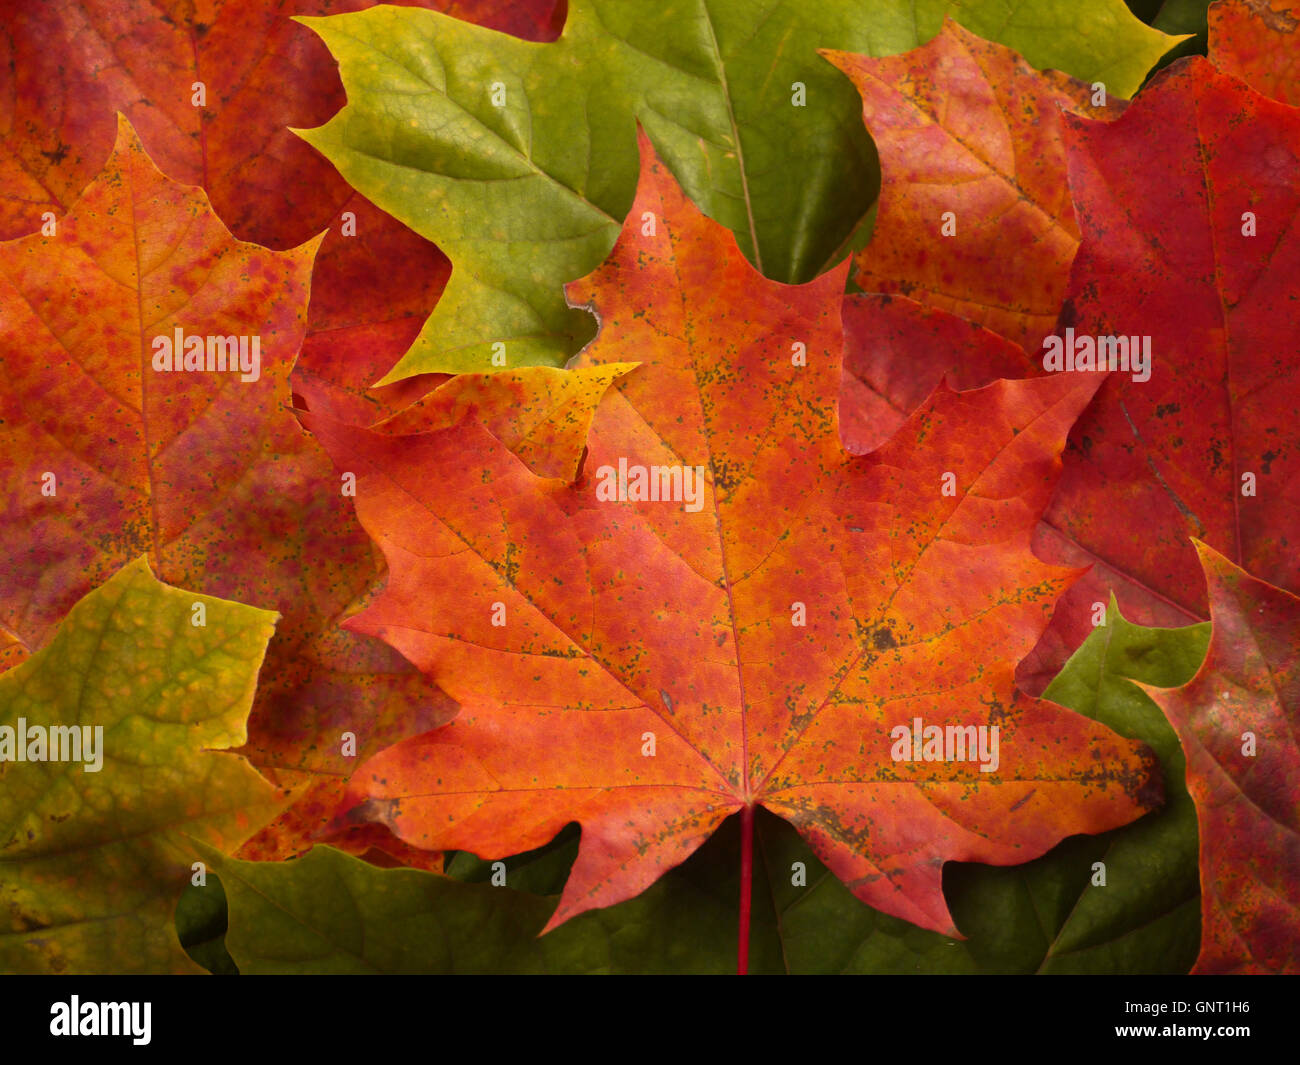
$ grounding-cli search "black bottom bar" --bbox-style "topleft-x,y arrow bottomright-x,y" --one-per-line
0,974 -> 1289,1054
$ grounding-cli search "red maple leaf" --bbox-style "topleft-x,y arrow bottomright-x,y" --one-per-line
1143,543 -> 1300,974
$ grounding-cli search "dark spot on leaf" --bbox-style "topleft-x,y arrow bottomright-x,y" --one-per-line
1009,789 -> 1036,812
870,625 -> 897,650
1056,298 -> 1077,330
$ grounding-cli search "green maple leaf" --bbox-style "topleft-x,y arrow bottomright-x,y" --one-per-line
297,0 -> 1180,380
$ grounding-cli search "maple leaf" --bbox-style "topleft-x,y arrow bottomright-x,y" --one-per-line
0,114 -> 321,648
824,21 -> 1124,353
0,558 -> 290,974
1025,56 -> 1300,687
1209,0 -> 1300,105
298,0 -> 1177,378
424,597 -> 1206,975
302,132 -> 1160,951
1142,543 -> 1300,974
0,116 -> 450,864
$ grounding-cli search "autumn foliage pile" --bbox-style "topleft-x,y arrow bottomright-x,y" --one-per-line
0,0 -> 1296,975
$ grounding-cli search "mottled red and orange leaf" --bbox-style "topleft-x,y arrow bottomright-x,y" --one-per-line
839,292 -> 1038,456
1142,544 -> 1300,974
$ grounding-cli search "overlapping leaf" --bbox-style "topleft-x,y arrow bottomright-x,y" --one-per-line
1143,543 -> 1300,973
196,843 -> 565,974
0,0 -> 561,243
298,0 -> 1177,379
0,116 -> 319,649
838,54 -> 1300,695
826,21 -> 1124,352
0,558 -> 289,974
839,293 -> 1038,455
301,132 -> 1159,937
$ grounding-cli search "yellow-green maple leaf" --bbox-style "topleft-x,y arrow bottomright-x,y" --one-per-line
0,557 -> 290,973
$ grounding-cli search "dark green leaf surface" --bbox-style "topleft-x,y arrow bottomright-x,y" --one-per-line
175,874 -> 238,976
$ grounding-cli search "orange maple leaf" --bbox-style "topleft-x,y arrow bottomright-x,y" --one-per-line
303,132 -> 1160,953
